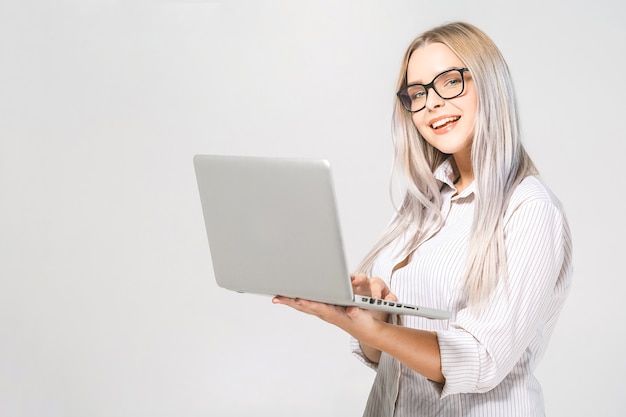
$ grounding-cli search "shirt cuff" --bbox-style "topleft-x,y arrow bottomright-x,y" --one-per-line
436,329 -> 481,397
350,336 -> 378,371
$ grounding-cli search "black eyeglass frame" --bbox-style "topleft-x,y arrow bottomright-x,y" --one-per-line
396,67 -> 470,113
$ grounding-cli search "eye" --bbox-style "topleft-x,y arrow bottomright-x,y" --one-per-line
406,85 -> 426,100
412,90 -> 426,100
439,74 -> 462,87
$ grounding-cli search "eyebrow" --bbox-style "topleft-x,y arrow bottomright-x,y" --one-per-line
406,66 -> 462,85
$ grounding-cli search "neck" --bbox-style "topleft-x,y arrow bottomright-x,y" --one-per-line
452,153 -> 473,194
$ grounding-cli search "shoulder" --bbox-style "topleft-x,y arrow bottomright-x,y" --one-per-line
504,175 -> 567,223
509,175 -> 563,207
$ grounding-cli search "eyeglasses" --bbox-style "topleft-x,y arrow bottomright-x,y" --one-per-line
396,68 -> 469,113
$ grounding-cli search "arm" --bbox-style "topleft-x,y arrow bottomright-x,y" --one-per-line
358,317 -> 443,383
273,291 -> 445,383
359,340 -> 383,364
274,196 -> 571,392
437,198 -> 572,395
349,273 -> 388,365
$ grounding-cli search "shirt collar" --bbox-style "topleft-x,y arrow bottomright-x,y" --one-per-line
433,158 -> 475,198
433,158 -> 457,188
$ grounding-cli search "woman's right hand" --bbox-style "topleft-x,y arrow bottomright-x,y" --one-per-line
348,273 -> 397,362
351,273 -> 398,322
351,273 -> 397,302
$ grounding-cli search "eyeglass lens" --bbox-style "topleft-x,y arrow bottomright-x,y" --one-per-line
398,69 -> 466,112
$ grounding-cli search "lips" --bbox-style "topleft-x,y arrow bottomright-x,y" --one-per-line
430,116 -> 460,130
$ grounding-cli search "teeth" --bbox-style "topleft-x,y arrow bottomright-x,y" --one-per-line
431,117 -> 459,129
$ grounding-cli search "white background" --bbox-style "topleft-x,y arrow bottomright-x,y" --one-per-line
1,1 -> 624,416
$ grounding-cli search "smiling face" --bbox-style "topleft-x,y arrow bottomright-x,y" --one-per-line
406,43 -> 478,162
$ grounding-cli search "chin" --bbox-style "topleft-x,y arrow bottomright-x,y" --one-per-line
427,139 -> 470,155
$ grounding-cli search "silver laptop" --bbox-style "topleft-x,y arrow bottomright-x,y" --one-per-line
193,154 -> 450,320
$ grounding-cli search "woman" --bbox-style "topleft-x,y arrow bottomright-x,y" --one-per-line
273,21 -> 572,416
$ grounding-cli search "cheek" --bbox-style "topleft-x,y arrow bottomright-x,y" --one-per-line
410,116 -> 437,146
412,117 -> 436,145
411,113 -> 427,134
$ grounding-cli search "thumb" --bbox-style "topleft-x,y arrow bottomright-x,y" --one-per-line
346,306 -> 361,318
384,293 -> 398,302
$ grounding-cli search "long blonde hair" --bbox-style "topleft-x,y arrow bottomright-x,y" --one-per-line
356,22 -> 537,306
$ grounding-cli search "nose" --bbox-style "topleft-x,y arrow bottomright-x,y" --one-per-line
424,87 -> 444,110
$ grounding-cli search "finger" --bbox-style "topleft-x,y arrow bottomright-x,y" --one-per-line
272,296 -> 306,311
345,306 -> 362,318
369,279 -> 386,299
351,274 -> 374,297
350,273 -> 368,286
384,293 -> 398,302
273,296 -> 333,319
273,296 -> 308,309
272,295 -> 291,305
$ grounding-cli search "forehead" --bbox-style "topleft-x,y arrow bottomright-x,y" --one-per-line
406,43 -> 465,84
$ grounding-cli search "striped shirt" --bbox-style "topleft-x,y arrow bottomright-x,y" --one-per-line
351,160 -> 573,417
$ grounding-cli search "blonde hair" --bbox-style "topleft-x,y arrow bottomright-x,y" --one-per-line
356,22 -> 537,306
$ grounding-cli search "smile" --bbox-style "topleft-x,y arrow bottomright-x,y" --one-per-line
430,116 -> 460,130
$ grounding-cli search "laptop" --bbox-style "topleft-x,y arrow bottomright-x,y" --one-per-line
193,154 -> 451,320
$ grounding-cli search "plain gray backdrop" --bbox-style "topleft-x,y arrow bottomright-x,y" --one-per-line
1,0 -> 624,416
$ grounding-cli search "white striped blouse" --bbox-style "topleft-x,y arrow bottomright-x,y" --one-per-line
351,159 -> 573,417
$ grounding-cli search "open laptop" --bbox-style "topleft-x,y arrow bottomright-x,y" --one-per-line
193,154 -> 450,320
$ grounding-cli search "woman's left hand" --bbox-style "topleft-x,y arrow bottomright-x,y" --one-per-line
271,296 -> 384,340
271,296 -> 350,324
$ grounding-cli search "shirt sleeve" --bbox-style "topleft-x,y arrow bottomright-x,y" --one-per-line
350,336 -> 379,370
436,196 -> 573,397
351,313 -> 402,370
